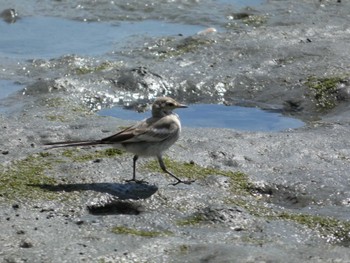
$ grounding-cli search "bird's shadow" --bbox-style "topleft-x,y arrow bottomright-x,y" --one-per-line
29,182 -> 158,215
29,181 -> 158,200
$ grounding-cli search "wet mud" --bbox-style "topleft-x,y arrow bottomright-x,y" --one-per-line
1,0 -> 350,262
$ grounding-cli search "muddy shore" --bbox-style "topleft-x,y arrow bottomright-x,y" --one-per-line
1,0 -> 350,262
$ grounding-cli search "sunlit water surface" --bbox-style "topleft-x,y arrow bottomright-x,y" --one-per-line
99,104 -> 304,132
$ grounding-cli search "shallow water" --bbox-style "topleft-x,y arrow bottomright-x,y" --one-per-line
99,104 -> 304,132
0,0 -> 298,132
0,75 -> 304,131
0,79 -> 25,114
0,0 -> 265,60
0,17 -> 206,60
0,79 -> 22,100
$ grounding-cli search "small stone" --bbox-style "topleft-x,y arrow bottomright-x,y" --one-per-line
75,220 -> 84,225
46,213 -> 55,219
19,239 -> 33,248
16,230 -> 25,235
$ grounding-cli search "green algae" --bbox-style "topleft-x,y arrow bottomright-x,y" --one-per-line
228,198 -> 350,244
75,61 -> 113,75
276,212 -> 350,244
242,14 -> 268,27
46,115 -> 66,122
42,97 -> 66,108
226,13 -> 268,29
306,76 -> 344,110
0,147 -> 125,202
154,36 -> 214,59
176,214 -> 207,226
143,157 -> 251,193
75,60 -> 124,75
174,37 -> 213,54
61,148 -> 124,162
111,226 -> 173,238
89,154 -> 350,244
0,154 -> 58,201
179,244 -> 190,253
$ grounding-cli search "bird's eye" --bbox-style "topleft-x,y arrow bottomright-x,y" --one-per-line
166,102 -> 175,107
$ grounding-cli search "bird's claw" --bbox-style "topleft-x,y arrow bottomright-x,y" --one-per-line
125,179 -> 149,184
170,179 -> 195,186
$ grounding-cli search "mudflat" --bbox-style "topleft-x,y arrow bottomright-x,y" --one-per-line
1,0 -> 350,262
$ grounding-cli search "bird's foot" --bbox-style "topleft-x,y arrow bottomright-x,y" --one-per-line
125,178 -> 149,184
170,179 -> 195,186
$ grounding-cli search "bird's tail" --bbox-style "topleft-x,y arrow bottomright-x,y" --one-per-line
44,140 -> 103,149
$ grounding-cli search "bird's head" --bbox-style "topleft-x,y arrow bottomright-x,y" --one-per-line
152,97 -> 187,116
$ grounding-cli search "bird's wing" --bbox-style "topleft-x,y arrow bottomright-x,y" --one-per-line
100,124 -> 138,143
102,116 -> 179,144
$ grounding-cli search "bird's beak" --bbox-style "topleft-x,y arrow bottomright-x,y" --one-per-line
177,103 -> 188,108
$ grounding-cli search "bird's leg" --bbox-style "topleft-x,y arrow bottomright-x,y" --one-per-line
157,156 -> 194,186
132,155 -> 138,181
125,155 -> 148,184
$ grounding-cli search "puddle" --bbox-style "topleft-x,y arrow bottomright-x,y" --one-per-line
0,17 -> 206,60
99,104 -> 304,132
0,79 -> 25,113
0,79 -> 23,100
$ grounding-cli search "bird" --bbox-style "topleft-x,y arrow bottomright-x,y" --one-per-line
45,97 -> 193,186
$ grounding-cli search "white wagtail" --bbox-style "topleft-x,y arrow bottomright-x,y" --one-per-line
46,97 -> 193,186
